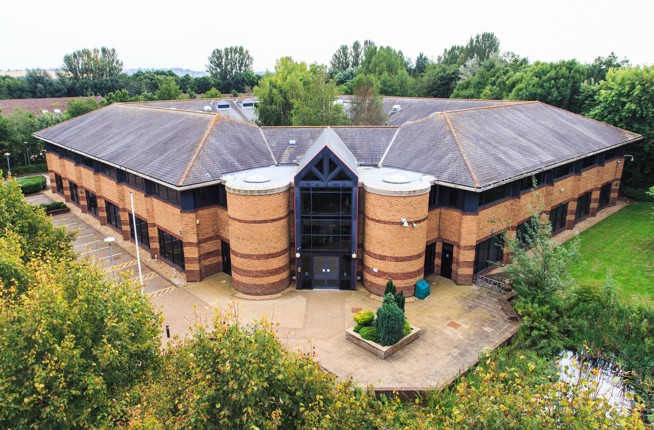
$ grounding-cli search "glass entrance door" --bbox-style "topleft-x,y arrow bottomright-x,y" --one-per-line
312,255 -> 340,289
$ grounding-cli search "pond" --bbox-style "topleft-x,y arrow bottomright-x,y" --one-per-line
557,350 -> 636,412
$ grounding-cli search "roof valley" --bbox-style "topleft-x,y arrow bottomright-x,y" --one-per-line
178,114 -> 220,186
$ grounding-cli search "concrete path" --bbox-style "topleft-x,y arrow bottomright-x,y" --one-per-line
25,190 -> 518,391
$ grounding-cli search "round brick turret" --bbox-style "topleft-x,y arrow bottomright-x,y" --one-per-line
225,175 -> 291,296
362,176 -> 430,296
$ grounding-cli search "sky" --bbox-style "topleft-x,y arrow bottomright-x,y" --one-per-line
1,0 -> 652,73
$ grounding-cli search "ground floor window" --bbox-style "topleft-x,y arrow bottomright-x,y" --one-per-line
598,183 -> 611,209
575,192 -> 592,221
105,201 -> 121,231
86,190 -> 98,216
474,236 -> 504,274
158,229 -> 184,270
55,174 -> 64,195
549,203 -> 568,234
69,181 -> 80,205
129,213 -> 150,248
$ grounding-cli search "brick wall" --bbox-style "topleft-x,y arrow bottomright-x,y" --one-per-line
227,189 -> 291,295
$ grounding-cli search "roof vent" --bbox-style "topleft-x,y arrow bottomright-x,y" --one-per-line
289,139 -> 296,147
383,174 -> 410,184
244,174 -> 271,183
203,106 -> 212,112
216,100 -> 230,109
53,109 -> 61,114
242,98 -> 254,108
391,104 -> 402,113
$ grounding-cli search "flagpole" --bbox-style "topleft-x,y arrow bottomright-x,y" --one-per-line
130,191 -> 144,294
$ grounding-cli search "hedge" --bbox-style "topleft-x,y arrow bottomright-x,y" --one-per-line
18,176 -> 46,194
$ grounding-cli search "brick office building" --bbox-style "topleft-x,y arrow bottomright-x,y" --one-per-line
34,98 -> 641,296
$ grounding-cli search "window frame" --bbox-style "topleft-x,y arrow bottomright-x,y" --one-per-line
158,229 -> 185,270
105,201 -> 122,231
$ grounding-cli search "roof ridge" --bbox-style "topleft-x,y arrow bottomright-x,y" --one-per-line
378,127 -> 402,167
178,114 -> 220,186
443,112 -> 480,188
259,127 -> 277,165
441,100 -> 536,115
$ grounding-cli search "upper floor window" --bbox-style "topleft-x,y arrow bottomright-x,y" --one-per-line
124,172 -> 145,190
152,182 -> 180,206
479,183 -> 511,207
552,163 -> 573,180
519,172 -> 546,191
100,163 -> 118,179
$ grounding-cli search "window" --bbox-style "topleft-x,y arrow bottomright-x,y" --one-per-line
474,236 -> 504,274
128,213 -> 150,248
86,190 -> 98,216
152,182 -> 180,206
105,201 -> 121,230
519,173 -> 546,191
437,186 -> 461,209
424,243 -> 436,276
516,221 -> 530,249
300,188 -> 353,253
428,185 -> 438,209
54,174 -> 64,195
575,192 -> 592,220
598,183 -> 611,208
552,163 -> 573,180
603,148 -> 618,161
158,229 -> 184,270
192,184 -> 228,209
100,163 -> 118,179
81,156 -> 94,168
549,203 -> 568,234
581,155 -> 597,170
69,181 -> 80,205
479,183 -> 511,206
124,172 -> 145,190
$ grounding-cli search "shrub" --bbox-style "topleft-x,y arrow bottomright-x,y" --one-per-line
359,326 -> 379,343
376,301 -> 405,346
403,319 -> 411,336
17,176 -> 45,194
2,163 -> 47,179
384,279 -> 396,296
395,291 -> 406,312
353,309 -> 374,326
39,201 -> 67,212
382,292 -> 396,306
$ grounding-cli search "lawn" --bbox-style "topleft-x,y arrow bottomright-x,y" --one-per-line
567,201 -> 654,299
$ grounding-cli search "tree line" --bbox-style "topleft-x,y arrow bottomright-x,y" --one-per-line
1,36 -> 652,194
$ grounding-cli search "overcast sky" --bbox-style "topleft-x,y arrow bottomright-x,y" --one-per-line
2,0 -> 651,73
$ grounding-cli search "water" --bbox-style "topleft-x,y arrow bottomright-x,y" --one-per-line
557,350 -> 636,412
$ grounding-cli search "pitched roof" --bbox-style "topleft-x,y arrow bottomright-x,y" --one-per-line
0,96 -> 104,117
34,98 -> 641,191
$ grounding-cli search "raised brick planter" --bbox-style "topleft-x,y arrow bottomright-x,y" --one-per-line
346,325 -> 422,359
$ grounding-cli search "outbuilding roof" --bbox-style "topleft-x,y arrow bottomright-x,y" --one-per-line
34,98 -> 641,191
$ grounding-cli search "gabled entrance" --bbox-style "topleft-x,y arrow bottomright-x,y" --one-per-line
295,129 -> 358,291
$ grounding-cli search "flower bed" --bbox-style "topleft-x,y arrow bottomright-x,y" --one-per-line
346,325 -> 421,359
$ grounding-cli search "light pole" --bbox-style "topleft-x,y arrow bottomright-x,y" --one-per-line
24,142 -> 31,166
104,237 -> 116,279
4,152 -> 11,178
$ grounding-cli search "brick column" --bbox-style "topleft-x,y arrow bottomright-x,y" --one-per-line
226,184 -> 290,296
362,185 -> 429,297
455,213 -> 479,285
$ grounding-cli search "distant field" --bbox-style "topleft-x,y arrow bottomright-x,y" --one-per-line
567,202 -> 654,300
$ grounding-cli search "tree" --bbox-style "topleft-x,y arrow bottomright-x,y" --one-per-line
350,74 -> 387,125
65,98 -> 101,119
0,256 -> 161,428
60,47 -> 123,82
586,66 -> 654,195
418,63 -> 459,98
507,60 -> 588,112
104,88 -> 132,104
291,65 -> 348,126
206,46 -> 253,89
330,44 -> 351,73
155,77 -> 183,100
24,69 -> 67,98
253,57 -> 307,126
361,46 -> 415,96
411,52 -> 430,76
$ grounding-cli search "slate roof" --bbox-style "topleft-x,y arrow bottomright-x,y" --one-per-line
0,96 -> 104,117
34,99 -> 641,191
